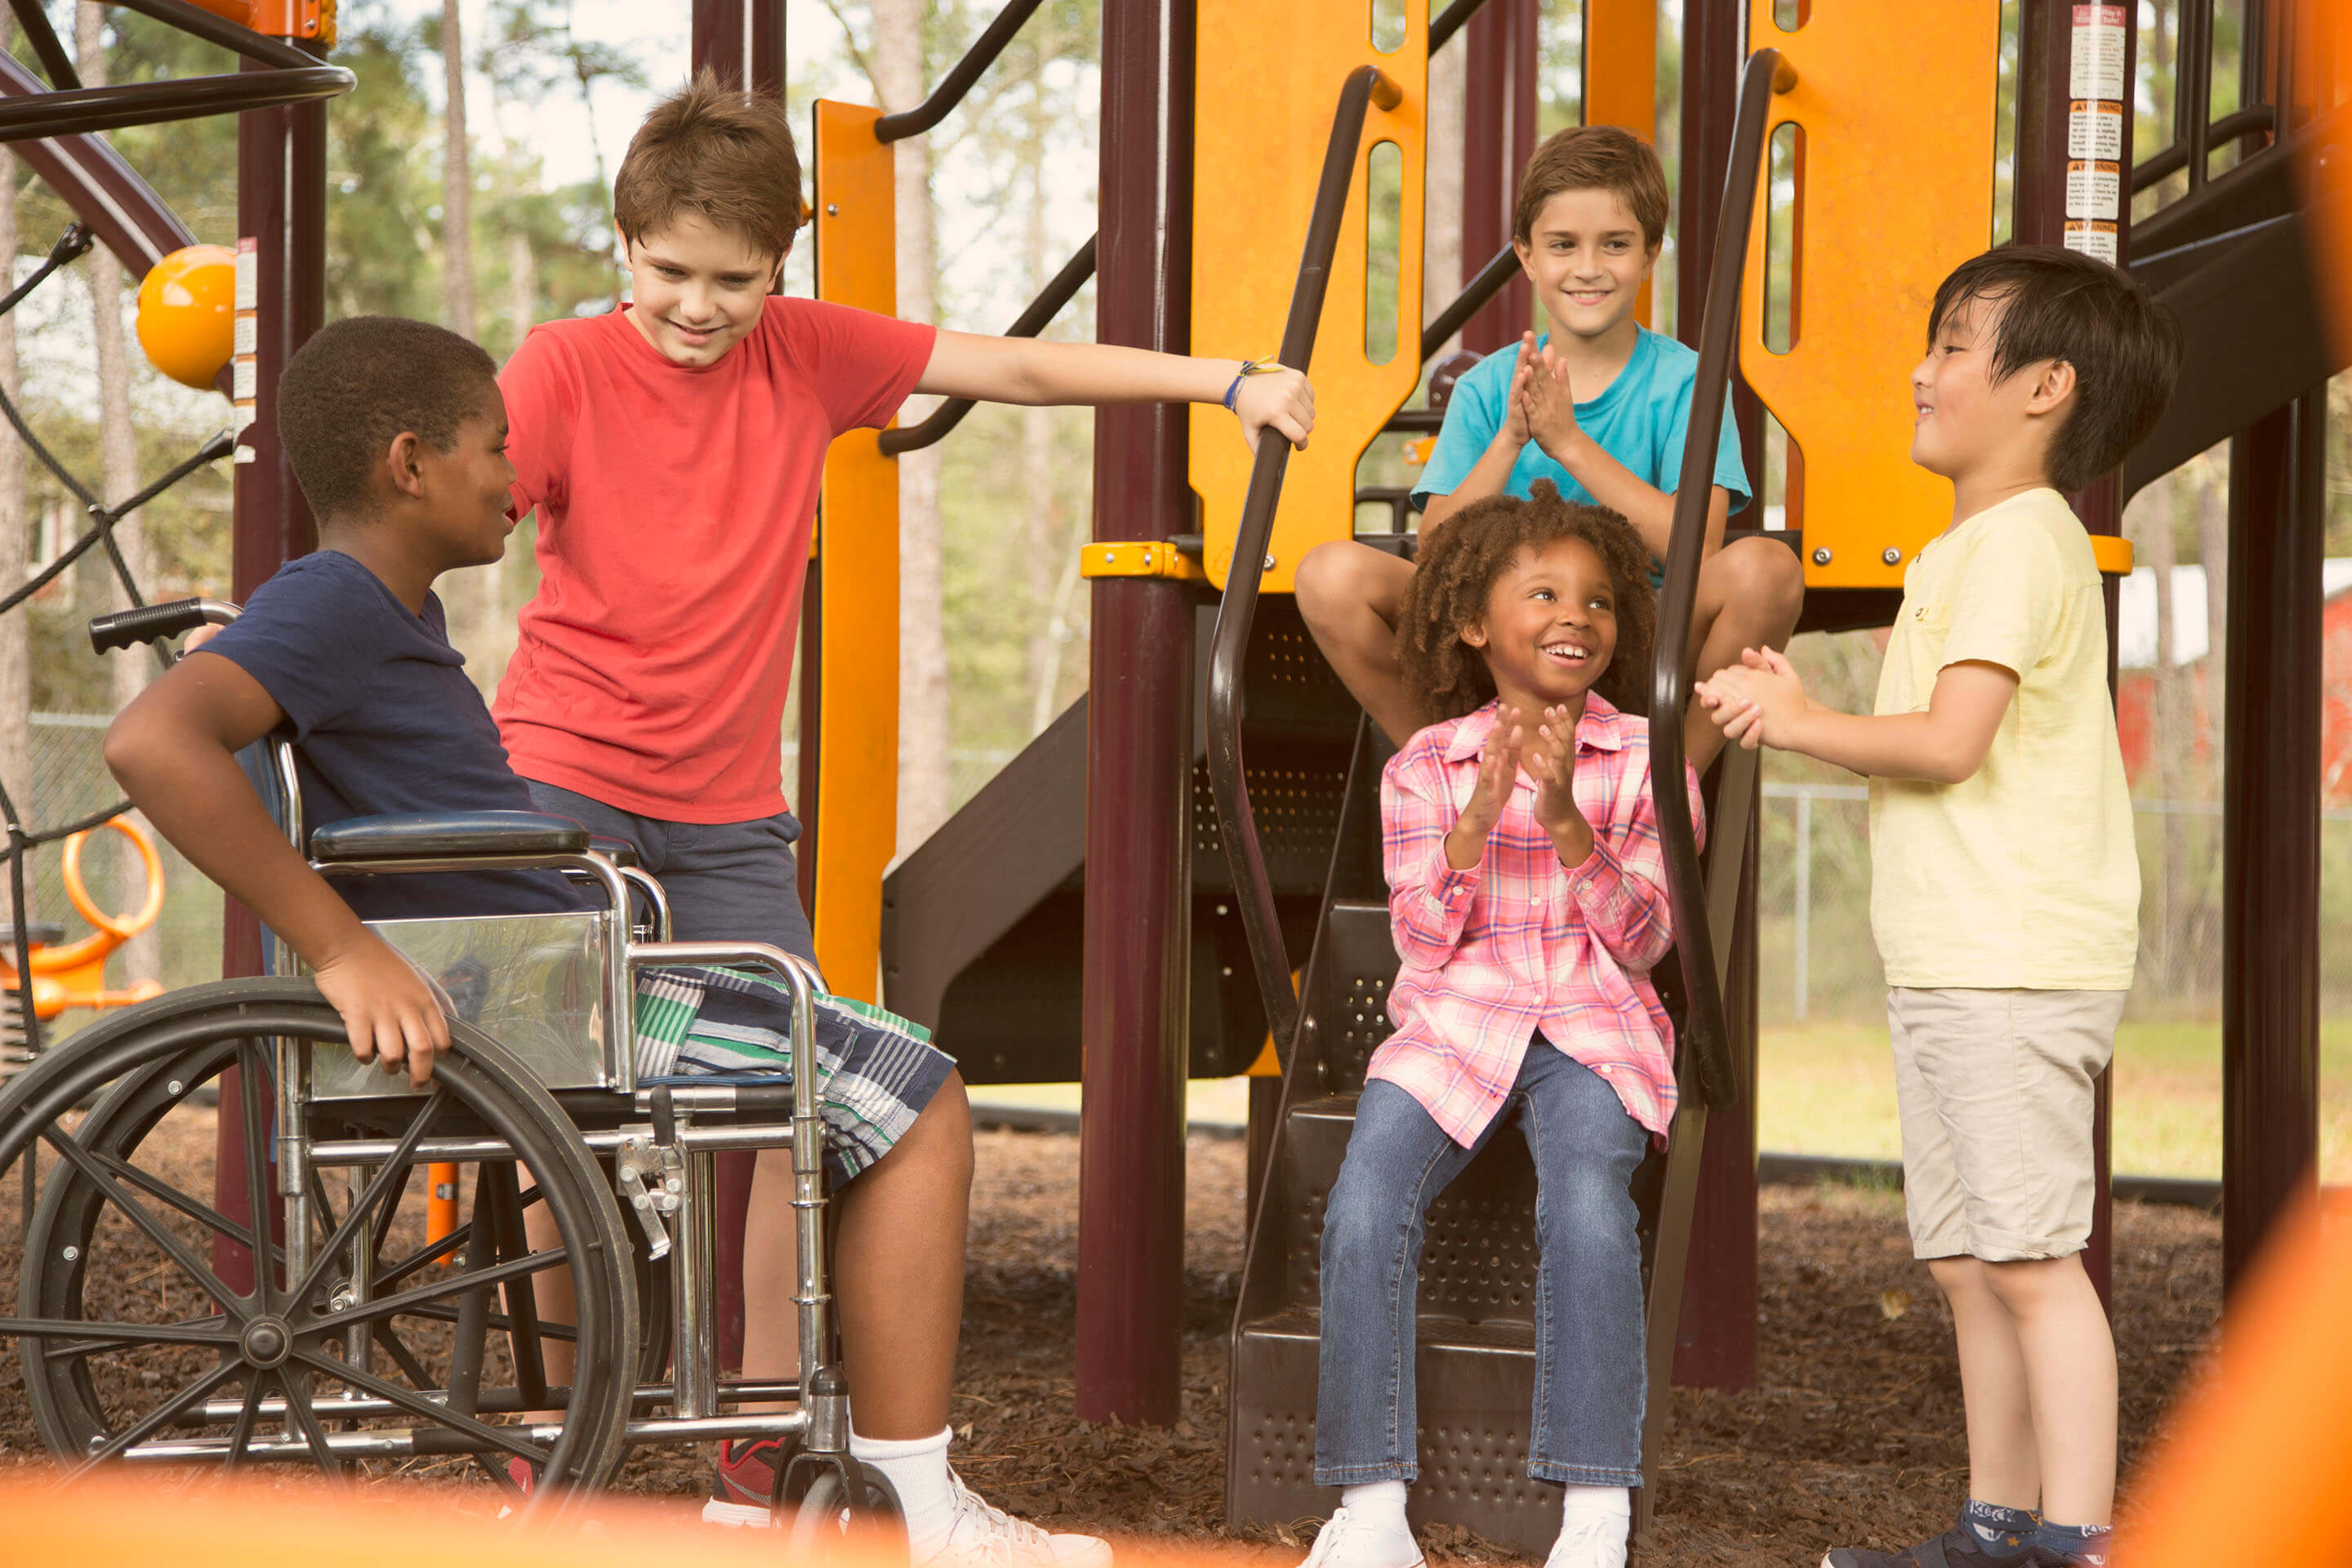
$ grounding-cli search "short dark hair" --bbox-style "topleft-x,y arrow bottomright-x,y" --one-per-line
614,72 -> 804,260
278,316 -> 499,518
1927,245 -> 2182,493
1514,125 -> 1669,252
1398,482 -> 1657,722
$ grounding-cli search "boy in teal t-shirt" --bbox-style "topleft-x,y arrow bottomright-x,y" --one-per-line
1295,125 -> 1804,765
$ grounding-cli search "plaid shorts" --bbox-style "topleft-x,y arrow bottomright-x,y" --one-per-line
631,966 -> 956,1187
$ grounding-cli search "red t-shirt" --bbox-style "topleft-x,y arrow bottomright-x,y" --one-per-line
492,298 -> 935,822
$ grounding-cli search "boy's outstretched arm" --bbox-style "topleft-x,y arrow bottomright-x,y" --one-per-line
104,653 -> 451,1085
915,330 -> 1314,450
1697,646 -> 2016,785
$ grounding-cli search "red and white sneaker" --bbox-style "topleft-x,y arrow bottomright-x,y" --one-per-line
702,1437 -> 785,1528
495,1456 -> 541,1519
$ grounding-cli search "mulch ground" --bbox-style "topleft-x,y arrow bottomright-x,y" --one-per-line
0,1122 -> 2223,1566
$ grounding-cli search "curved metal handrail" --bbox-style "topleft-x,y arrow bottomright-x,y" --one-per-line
880,234 -> 1097,457
1205,64 -> 1401,1057
874,0 -> 1049,143
1650,48 -> 1789,1111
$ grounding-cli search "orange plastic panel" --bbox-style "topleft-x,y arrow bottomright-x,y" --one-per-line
1192,1 -> 1425,593
1584,0 -> 1657,325
1740,2 -> 2002,589
811,100 -> 900,1004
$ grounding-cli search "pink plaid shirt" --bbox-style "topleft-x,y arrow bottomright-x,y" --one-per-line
1370,693 -> 1704,1147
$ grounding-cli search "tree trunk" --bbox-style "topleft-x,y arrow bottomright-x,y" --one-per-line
80,7 -> 158,985
870,0 -> 948,853
1424,34 -> 1466,355
1017,100 -> 1065,736
437,0 -> 508,694
506,228 -> 538,359
0,137 -> 28,928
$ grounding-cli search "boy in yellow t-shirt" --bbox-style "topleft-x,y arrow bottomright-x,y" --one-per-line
1696,246 -> 2180,1568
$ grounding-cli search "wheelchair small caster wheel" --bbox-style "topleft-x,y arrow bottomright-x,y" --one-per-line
777,1450 -> 904,1561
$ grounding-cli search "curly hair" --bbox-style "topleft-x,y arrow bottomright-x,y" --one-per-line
1396,483 -> 1657,722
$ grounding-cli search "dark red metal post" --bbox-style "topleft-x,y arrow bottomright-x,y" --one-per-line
2220,390 -> 2323,1292
688,0 -> 789,1373
1459,0 -> 1537,354
215,56 -> 327,1290
1073,0 -> 1194,1426
2016,0 -> 2135,1308
691,0 -> 787,96
1665,0 -> 1760,1392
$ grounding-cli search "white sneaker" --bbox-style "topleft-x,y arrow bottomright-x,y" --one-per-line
921,1469 -> 1112,1568
1296,1506 -> 1424,1568
1544,1507 -> 1629,1568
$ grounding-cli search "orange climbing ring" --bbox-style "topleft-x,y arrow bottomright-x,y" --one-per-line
2,815 -> 167,1020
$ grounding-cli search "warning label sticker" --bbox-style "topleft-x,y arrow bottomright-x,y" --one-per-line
2065,220 -> 2119,265
2065,160 -> 2123,220
2070,5 -> 2127,100
234,236 -> 258,311
2068,100 -> 2126,160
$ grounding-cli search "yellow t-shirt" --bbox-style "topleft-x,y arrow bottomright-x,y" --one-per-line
1868,488 -> 2139,990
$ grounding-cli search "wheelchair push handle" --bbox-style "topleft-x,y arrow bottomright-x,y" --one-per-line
88,596 -> 240,656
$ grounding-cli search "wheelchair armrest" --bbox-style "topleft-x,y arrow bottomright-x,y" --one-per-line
310,810 -> 591,864
587,835 -> 639,869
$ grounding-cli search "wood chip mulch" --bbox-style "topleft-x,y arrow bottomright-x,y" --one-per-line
0,1122 -> 2222,1566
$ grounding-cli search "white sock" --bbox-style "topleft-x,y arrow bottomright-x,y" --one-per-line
1560,1485 -> 1629,1518
850,1426 -> 956,1559
1340,1480 -> 1411,1534
1555,1486 -> 1631,1553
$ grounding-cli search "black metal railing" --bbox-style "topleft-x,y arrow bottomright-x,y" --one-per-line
874,0 -> 1049,143
0,0 -> 352,145
1204,64 -> 1404,1055
1647,49 -> 1788,1112
880,236 -> 1098,456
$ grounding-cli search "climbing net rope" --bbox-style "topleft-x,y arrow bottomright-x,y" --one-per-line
0,220 -> 233,1065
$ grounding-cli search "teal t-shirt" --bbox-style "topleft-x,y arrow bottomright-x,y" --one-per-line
1410,327 -> 1753,556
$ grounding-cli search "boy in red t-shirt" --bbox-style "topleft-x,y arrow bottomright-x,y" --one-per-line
493,75 -> 1312,1556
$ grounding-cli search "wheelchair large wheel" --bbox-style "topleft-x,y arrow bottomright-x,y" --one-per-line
0,978 -> 636,1516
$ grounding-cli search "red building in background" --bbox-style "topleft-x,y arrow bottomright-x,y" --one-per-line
2115,562 -> 2352,804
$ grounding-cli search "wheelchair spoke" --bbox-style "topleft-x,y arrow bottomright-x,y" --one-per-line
70,1358 -> 244,1469
374,1300 -> 581,1344
288,1346 -> 550,1468
311,1245 -> 568,1331
482,1164 -> 549,1408
88,1148 -> 257,1253
372,1321 -> 439,1394
375,1184 -> 539,1291
222,1370 -> 272,1470
289,1089 -> 444,1312
33,1125 -> 250,1321
238,1042 -> 279,1311
279,1368 -> 352,1490
1,1313 -> 238,1358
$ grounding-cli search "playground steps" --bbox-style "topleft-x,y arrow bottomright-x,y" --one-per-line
1227,897 -> 1561,1555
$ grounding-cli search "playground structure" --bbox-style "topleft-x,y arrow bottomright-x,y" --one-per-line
0,0 -> 2337,1554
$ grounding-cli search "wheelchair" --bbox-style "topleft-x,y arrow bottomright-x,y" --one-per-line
0,598 -> 897,1539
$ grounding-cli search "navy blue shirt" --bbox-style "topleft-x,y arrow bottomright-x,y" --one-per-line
203,550 -> 586,922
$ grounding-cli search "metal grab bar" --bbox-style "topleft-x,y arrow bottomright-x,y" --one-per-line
1650,48 -> 1789,1113
880,234 -> 1098,456
1422,243 -> 1519,362
873,0 -> 1049,143
1205,64 -> 1403,1059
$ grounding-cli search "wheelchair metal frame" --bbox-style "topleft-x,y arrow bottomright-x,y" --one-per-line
23,598 -> 861,1496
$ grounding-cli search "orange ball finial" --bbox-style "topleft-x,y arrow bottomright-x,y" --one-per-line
135,244 -> 238,391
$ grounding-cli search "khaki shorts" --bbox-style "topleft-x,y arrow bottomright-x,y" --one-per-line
1886,987 -> 2127,1263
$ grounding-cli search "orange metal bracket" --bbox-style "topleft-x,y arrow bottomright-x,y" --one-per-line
1192,2 -> 1427,595
809,100 -> 900,1004
1077,541 -> 1206,583
1740,1 -> 2002,590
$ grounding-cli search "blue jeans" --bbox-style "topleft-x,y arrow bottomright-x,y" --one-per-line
1314,1048 -> 1650,1488
523,781 -> 818,966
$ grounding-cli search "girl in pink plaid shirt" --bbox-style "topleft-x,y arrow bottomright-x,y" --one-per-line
1298,484 -> 1702,1568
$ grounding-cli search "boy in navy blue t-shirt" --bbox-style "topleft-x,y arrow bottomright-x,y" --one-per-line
1294,125 -> 1804,766
102,316 -> 1110,1566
